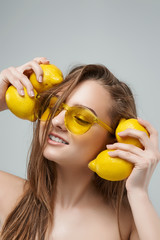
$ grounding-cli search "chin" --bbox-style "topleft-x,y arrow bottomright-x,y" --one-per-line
42,147 -> 57,162
42,146 -> 66,165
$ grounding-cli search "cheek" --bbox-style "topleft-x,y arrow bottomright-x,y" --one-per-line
72,128 -> 108,163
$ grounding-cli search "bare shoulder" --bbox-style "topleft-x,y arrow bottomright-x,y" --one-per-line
0,170 -> 27,224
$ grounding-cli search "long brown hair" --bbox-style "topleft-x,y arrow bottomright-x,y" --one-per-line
1,64 -> 137,239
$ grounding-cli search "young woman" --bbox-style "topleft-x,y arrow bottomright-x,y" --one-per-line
0,57 -> 159,240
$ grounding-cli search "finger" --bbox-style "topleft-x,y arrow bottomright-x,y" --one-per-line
9,67 -> 35,97
138,118 -> 154,135
33,56 -> 50,64
118,128 -> 150,150
5,68 -> 25,96
108,149 -> 141,165
107,142 -> 143,157
18,60 -> 44,83
138,118 -> 159,148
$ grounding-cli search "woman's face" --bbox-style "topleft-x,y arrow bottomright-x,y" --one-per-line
39,80 -> 113,168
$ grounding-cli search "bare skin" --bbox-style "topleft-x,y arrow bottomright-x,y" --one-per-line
38,79 -> 137,240
0,171 -> 26,232
50,180 -> 133,240
0,57 -> 159,239
0,171 -> 133,240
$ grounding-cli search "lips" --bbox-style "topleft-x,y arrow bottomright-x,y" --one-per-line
48,132 -> 69,145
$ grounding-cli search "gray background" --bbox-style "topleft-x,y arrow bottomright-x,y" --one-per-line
0,0 -> 160,215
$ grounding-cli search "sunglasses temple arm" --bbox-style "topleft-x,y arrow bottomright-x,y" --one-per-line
97,119 -> 114,135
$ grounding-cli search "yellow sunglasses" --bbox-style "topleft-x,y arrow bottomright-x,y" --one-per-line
40,96 -> 114,135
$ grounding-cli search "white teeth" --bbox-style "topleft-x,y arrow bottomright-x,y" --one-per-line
49,135 -> 68,145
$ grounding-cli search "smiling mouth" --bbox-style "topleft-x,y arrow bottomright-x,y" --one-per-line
49,134 -> 69,145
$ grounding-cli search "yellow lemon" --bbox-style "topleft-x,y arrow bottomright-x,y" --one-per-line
88,118 -> 149,181
116,118 -> 149,148
88,150 -> 133,181
29,64 -> 63,93
5,86 -> 38,121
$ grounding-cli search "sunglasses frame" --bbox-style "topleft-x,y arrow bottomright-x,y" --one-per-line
40,96 -> 114,135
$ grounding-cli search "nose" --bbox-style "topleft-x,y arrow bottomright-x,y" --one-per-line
51,110 -> 67,132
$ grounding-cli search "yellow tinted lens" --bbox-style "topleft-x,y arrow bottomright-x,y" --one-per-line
40,96 -> 59,121
65,107 -> 95,134
40,107 -> 51,121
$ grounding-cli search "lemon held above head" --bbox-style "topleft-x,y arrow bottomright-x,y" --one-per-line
5,63 -> 63,121
5,86 -> 38,121
29,64 -> 63,93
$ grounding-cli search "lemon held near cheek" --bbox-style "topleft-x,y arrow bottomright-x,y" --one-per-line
88,118 -> 149,181
116,118 -> 149,148
5,86 -> 38,121
29,64 -> 63,93
88,150 -> 133,181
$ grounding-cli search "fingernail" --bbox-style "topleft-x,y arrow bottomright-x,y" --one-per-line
106,144 -> 111,148
38,76 -> 43,82
118,132 -> 123,136
30,90 -> 35,97
20,90 -> 25,96
108,151 -> 114,156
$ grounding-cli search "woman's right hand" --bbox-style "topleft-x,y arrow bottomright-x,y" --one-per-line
0,57 -> 50,111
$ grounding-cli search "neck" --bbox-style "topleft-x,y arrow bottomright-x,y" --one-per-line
54,164 -> 97,209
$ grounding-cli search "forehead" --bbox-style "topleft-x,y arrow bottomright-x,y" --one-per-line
66,80 -> 112,120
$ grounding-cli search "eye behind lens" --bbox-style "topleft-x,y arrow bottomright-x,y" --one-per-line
74,115 -> 91,126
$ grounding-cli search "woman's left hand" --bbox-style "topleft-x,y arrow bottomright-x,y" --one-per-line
107,118 -> 160,194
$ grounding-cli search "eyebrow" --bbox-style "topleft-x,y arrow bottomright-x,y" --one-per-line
56,95 -> 98,116
74,104 -> 98,116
